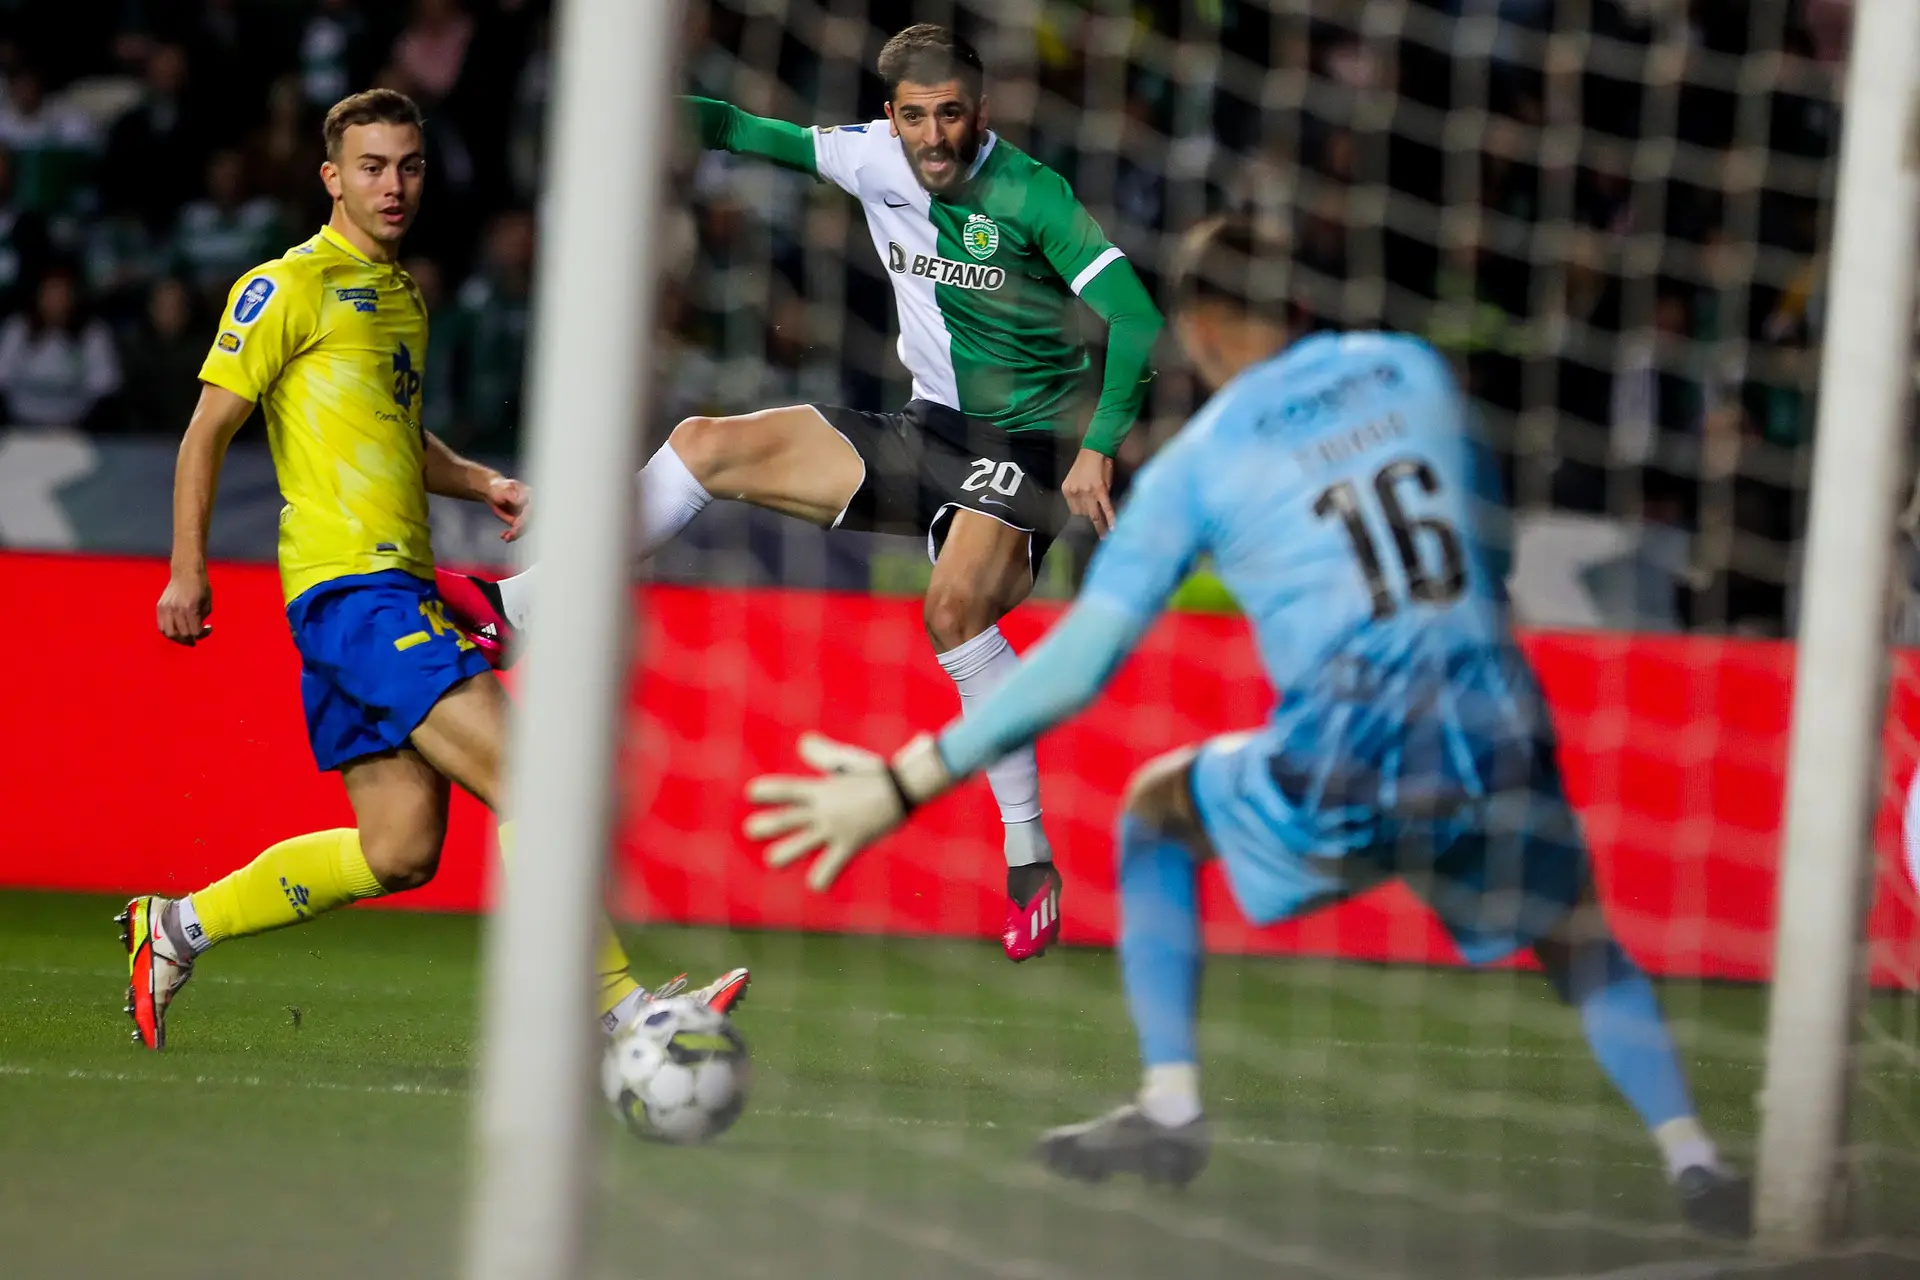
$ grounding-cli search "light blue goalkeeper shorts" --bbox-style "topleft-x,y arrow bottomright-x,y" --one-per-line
1188,724 -> 1589,964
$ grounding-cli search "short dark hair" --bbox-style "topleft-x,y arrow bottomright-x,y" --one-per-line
877,24 -> 984,99
1166,214 -> 1293,322
323,89 -> 424,160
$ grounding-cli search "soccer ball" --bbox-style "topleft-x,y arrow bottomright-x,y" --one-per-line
601,996 -> 750,1145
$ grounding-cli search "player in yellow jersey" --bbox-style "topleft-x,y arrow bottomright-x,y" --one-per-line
123,89 -> 748,1051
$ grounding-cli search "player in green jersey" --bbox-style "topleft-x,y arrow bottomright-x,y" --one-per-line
439,24 -> 1163,961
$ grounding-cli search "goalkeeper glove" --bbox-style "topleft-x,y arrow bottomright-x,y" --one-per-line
744,732 -> 952,890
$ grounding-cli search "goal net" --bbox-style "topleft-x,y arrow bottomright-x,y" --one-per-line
586,0 -> 1920,1273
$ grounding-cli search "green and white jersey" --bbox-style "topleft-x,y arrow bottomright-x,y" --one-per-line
810,123 -> 1126,437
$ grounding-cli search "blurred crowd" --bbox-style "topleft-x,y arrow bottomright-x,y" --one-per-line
0,0 -> 549,454
0,0 -> 1851,633
678,0 -> 1847,634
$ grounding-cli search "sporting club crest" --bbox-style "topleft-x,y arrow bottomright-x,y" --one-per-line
962,213 -> 1000,261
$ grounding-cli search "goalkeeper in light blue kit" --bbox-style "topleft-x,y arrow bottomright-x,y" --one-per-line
744,214 -> 1750,1238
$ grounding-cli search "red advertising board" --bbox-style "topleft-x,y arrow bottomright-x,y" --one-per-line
4,552 -> 1917,985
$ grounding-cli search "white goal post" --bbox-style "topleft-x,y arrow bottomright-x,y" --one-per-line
461,1 -> 682,1278
1756,0 -> 1920,1255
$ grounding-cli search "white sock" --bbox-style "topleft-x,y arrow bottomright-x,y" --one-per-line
490,444 -> 712,634
168,898 -> 214,955
1003,816 -> 1051,867
1138,1063 -> 1203,1127
1653,1116 -> 1721,1181
935,626 -> 1050,865
496,564 -> 539,631
173,897 -> 213,956
602,987 -> 650,1036
634,440 -> 712,560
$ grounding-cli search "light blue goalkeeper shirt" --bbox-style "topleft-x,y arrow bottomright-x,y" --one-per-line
938,331 -> 1549,811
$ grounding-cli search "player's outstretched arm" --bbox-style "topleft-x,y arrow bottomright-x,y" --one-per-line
423,431 -> 528,541
158,384 -> 254,646
743,598 -> 1149,890
937,598 -> 1146,776
684,96 -> 820,175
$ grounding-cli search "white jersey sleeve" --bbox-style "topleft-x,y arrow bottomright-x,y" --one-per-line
809,121 -> 887,197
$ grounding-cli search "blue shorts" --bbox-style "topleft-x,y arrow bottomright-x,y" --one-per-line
1189,724 -> 1588,964
285,570 -> 492,772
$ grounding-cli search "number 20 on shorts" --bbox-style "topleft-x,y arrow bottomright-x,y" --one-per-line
962,457 -> 1025,497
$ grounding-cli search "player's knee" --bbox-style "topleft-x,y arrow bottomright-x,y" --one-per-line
1122,747 -> 1205,842
923,579 -> 996,651
1531,881 -> 1614,1003
1535,930 -> 1636,1005
358,825 -> 445,893
666,415 -> 744,486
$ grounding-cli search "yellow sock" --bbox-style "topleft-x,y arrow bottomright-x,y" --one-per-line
189,828 -> 385,946
596,928 -> 644,1018
496,822 -> 641,1017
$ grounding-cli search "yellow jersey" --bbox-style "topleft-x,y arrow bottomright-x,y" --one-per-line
199,225 -> 434,603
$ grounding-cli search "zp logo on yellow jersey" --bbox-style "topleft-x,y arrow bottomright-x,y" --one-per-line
392,342 -> 421,414
199,225 -> 436,604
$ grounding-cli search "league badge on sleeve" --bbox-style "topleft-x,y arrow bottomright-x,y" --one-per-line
232,277 -> 277,325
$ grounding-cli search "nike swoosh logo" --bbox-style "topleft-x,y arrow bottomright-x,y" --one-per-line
884,196 -> 911,208
979,498 -> 1013,510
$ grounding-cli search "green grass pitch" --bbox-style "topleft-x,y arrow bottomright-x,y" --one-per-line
3,889 -> 1916,1279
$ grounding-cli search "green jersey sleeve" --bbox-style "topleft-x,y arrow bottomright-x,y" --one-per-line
1022,169 -> 1162,455
1077,259 -> 1163,456
683,96 -> 819,176
1029,169 -> 1125,296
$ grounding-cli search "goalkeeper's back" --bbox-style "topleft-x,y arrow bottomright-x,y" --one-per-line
1086,328 -> 1550,805
1204,330 -> 1512,670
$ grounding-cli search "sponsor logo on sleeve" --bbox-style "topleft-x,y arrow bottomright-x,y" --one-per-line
216,332 -> 242,353
962,213 -> 1000,260
231,277 -> 276,324
885,241 -> 1004,291
818,124 -> 868,134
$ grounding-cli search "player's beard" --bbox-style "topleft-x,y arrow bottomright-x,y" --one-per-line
911,120 -> 981,193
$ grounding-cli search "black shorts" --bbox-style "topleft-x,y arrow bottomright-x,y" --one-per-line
812,399 -> 1074,572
